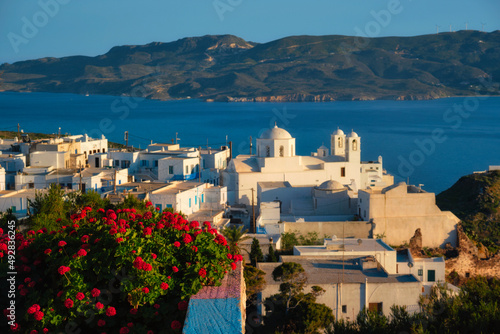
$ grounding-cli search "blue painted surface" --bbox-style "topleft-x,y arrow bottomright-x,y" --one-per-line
183,298 -> 242,334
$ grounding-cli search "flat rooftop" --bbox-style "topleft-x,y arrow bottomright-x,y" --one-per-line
152,181 -> 204,195
116,182 -> 169,193
258,256 -> 418,285
295,238 -> 394,254
258,181 -> 291,188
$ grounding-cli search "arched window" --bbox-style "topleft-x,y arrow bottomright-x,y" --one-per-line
266,146 -> 270,157
279,146 -> 284,157
352,139 -> 358,151
323,150 -> 326,157
338,137 -> 343,148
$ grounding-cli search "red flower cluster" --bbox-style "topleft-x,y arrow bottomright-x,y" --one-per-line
143,227 -> 153,236
76,292 -> 85,300
77,249 -> 87,257
198,268 -> 207,278
58,266 -> 70,275
91,288 -> 101,297
27,304 -> 40,314
133,256 -> 153,271
64,299 -> 74,308
160,282 -> 169,290
214,234 -> 227,246
183,234 -> 193,244
171,320 -> 182,330
178,300 -> 188,311
106,307 -> 116,316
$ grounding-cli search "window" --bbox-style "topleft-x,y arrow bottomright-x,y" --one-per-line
121,160 -> 130,168
201,194 -> 204,203
102,149 -> 105,153
29,183 -> 34,189
338,137 -> 343,148
191,165 -> 195,173
115,160 -> 120,167
154,160 -> 158,167
195,196 -> 197,205
368,303 -> 382,314
11,206 -> 17,213
341,167 -> 345,177
352,139 -> 358,151
417,269 -> 423,276
166,204 -> 173,208
185,166 -> 189,174
155,204 -> 162,211
169,166 -> 174,174
189,198 -> 191,208
342,305 -> 347,313
279,146 -> 284,157
141,160 -> 149,167
266,146 -> 270,157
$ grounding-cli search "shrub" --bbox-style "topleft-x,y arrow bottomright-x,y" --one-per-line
0,206 -> 242,333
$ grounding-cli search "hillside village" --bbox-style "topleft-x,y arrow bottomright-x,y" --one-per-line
0,125 -> 497,328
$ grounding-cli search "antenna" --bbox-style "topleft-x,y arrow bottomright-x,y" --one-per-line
435,25 -> 440,34
481,22 -> 486,32
449,24 -> 452,32
175,132 -> 181,144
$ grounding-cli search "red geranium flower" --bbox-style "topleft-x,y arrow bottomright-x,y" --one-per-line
142,263 -> 153,271
96,302 -> 104,310
91,288 -> 101,297
130,308 -> 138,315
77,249 -> 87,257
76,292 -> 85,300
198,268 -> 207,278
27,304 -> 40,314
34,311 -> 44,321
173,241 -> 181,248
64,299 -> 74,308
44,249 -> 51,254
119,327 -> 130,334
171,320 -> 182,330
151,253 -> 157,259
81,235 -> 89,243
231,262 -> 237,270
97,319 -> 106,327
106,307 -> 116,316
178,300 -> 188,311
146,201 -> 152,207
172,266 -> 179,273
143,227 -> 152,236
183,234 -> 193,244
160,282 -> 169,290
58,240 -> 67,247
142,287 -> 149,294
58,266 -> 70,275
154,303 -> 160,309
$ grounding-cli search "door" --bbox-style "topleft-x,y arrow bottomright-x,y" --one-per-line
427,270 -> 435,282
95,157 -> 100,168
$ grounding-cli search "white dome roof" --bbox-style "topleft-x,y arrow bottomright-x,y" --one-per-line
318,145 -> 328,150
260,125 -> 292,140
348,130 -> 359,138
332,128 -> 344,136
316,180 -> 345,191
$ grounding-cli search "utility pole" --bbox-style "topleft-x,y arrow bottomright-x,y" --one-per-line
249,136 -> 253,155
198,146 -> 202,183
79,165 -> 83,193
124,131 -> 129,149
17,123 -> 20,138
251,187 -> 255,233
229,141 -> 233,161
113,168 -> 117,194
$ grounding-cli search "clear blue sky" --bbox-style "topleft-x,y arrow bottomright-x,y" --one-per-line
1,0 -> 499,64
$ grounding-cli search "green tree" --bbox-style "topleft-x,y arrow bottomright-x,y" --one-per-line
280,231 -> 299,252
250,237 -> 264,266
221,225 -> 251,255
272,262 -> 308,316
267,244 -> 278,262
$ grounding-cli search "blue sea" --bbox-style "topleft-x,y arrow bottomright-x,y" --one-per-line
1,92 -> 499,194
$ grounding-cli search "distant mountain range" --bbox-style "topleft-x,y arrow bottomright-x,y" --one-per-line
1,31 -> 499,102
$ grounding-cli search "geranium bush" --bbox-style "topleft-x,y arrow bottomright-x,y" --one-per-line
1,203 -> 242,333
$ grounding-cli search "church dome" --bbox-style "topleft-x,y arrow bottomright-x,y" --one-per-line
348,130 -> 359,138
260,125 -> 293,140
316,180 -> 345,191
332,128 -> 344,136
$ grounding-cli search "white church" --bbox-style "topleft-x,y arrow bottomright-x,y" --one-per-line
223,125 -> 394,207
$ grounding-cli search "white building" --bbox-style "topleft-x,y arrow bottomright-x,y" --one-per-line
0,167 -> 5,191
148,181 -> 227,216
223,125 -> 393,207
358,182 -> 459,247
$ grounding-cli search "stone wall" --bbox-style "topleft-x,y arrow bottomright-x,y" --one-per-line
283,221 -> 373,239
446,225 -> 500,278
